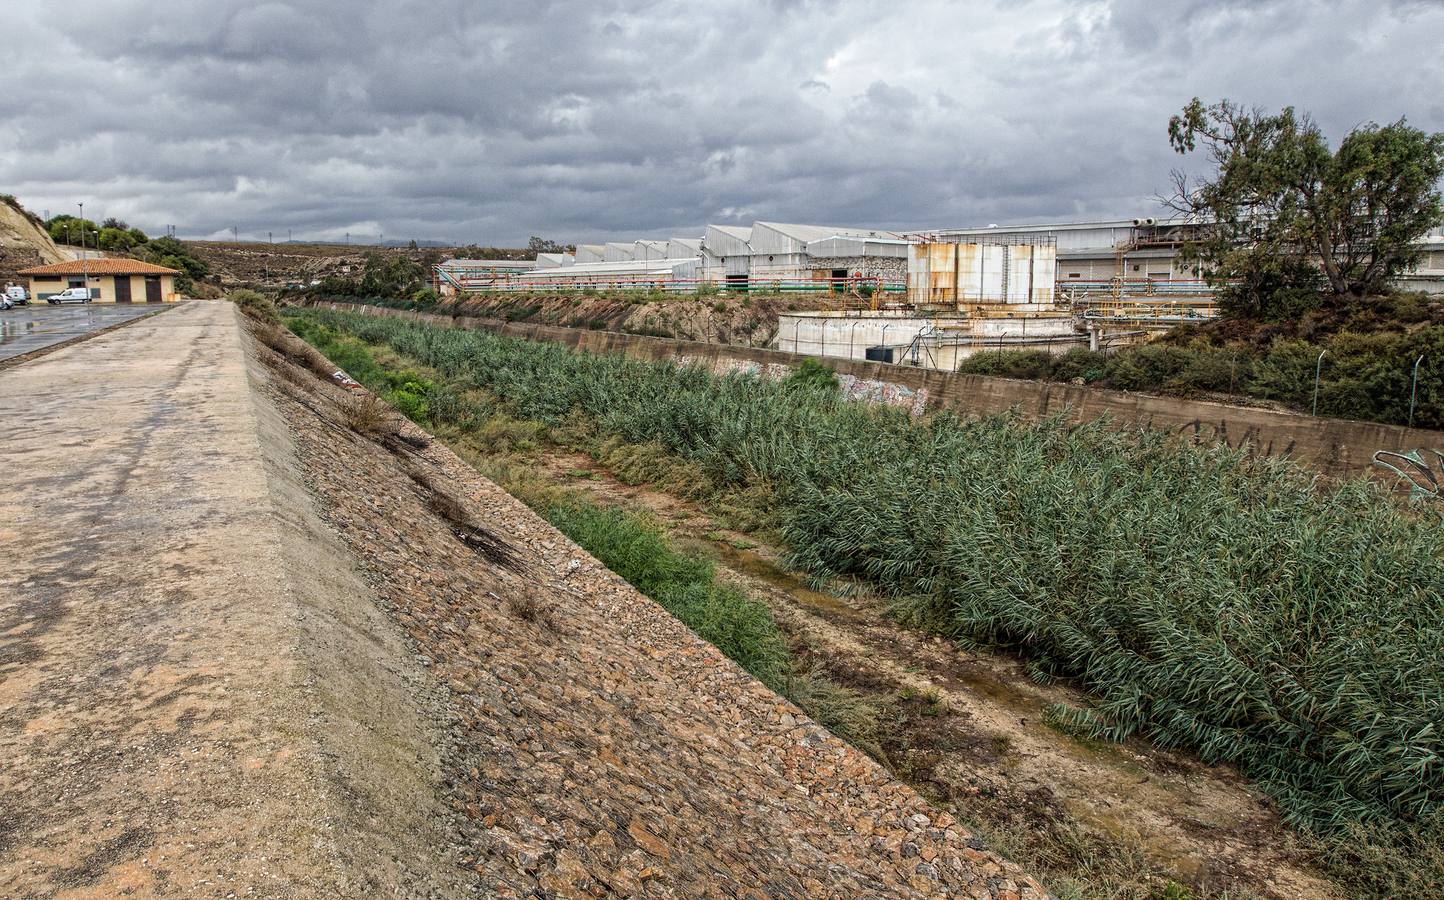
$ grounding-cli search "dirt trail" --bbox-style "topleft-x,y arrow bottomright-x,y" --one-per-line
529,451 -> 1341,899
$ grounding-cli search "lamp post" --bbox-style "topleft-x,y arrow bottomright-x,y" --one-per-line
78,202 -> 88,299
1312,350 -> 1328,417
881,323 -> 892,363
849,320 -> 860,360
1409,354 -> 1425,427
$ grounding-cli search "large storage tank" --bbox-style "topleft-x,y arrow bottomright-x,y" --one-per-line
959,243 -> 1006,303
907,243 -> 959,305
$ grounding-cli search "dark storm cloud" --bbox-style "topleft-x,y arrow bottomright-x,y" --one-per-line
2,0 -> 1441,244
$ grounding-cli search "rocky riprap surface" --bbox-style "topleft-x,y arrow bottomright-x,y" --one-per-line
255,321 -> 1048,898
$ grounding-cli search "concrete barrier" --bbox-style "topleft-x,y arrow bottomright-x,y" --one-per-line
312,302 -> 1443,481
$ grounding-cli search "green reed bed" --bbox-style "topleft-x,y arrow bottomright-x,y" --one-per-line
289,307 -> 1444,850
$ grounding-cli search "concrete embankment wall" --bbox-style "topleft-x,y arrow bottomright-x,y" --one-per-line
311,302 -> 1442,481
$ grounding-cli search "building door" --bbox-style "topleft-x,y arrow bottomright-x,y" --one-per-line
114,277 -> 132,303
145,277 -> 162,302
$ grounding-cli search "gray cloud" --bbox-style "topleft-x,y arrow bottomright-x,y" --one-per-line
1,0 -> 1440,245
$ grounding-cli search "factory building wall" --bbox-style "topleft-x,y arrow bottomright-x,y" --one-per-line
807,256 -> 907,282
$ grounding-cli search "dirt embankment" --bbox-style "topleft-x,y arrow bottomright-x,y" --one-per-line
444,292 -> 828,346
246,318 -> 1048,897
0,196 -> 75,281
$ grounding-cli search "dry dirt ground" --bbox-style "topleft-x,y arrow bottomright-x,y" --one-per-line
0,299 -> 1050,896
523,452 -> 1343,899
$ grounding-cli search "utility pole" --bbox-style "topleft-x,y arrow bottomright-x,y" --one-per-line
78,202 -> 88,299
233,226 -> 239,242
287,228 -> 292,243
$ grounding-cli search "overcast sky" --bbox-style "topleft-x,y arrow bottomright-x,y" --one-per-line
2,0 -> 1441,246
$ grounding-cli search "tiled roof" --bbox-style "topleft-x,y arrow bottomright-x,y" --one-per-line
18,258 -> 182,276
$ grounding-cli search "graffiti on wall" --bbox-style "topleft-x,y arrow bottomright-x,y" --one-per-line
681,355 -> 929,415
1372,449 -> 1444,502
836,373 -> 929,416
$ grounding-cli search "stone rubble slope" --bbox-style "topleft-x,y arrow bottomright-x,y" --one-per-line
253,319 -> 1049,898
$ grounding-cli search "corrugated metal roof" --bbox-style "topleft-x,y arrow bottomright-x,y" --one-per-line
703,225 -> 752,258
526,257 -> 699,277
805,236 -> 910,258
574,244 -> 606,263
666,237 -> 702,259
441,258 -> 537,268
750,222 -> 904,255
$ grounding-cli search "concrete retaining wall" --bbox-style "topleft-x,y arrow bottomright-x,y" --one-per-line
311,302 -> 1442,481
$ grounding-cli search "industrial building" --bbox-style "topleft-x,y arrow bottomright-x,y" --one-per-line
932,217 -> 1208,288
18,258 -> 181,303
435,258 -> 537,295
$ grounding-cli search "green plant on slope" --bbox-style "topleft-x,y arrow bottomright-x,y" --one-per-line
285,308 -> 1444,865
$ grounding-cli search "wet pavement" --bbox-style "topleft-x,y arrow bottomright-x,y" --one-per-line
0,303 -> 170,361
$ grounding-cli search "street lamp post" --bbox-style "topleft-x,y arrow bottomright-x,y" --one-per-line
78,202 -> 88,299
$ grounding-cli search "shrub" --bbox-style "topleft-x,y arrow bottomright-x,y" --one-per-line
229,289 -> 280,326
782,358 -> 839,394
957,349 -> 1056,380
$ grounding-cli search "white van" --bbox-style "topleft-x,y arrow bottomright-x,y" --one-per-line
48,287 -> 93,304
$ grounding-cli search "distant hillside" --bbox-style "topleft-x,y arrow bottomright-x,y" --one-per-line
0,195 -> 76,282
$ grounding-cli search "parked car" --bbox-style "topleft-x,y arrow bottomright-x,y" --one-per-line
3,283 -> 28,305
0,295 -> 12,311
48,287 -> 92,304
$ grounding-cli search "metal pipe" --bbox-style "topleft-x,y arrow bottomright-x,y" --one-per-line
820,318 -> 826,358
1312,350 -> 1328,417
850,320 -> 860,360
1409,354 -> 1425,427
792,318 -> 801,354
881,323 -> 891,362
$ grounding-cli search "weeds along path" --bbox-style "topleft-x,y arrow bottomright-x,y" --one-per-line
522,450 -> 1340,899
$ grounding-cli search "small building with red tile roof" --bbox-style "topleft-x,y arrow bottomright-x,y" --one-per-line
18,258 -> 182,303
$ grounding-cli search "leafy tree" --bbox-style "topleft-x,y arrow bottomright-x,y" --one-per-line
527,235 -> 568,254
45,215 -> 99,247
359,251 -> 426,297
100,216 -> 129,230
1167,98 -> 1444,315
98,227 -> 138,252
135,236 -> 209,293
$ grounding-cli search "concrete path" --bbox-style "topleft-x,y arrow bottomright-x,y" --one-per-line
0,302 -> 456,896
0,303 -> 162,362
